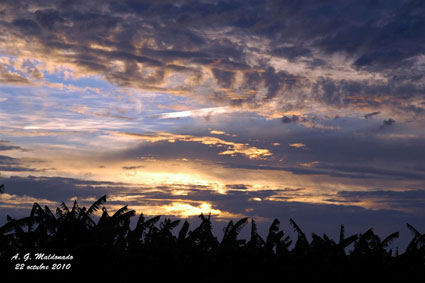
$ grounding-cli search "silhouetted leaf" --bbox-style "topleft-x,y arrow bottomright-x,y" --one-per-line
112,205 -> 129,218
289,218 -> 307,241
382,232 -> 399,248
178,220 -> 190,242
407,223 -> 421,238
87,195 -> 107,215
339,225 -> 345,243
233,217 -> 248,235
60,202 -> 69,213
338,234 -> 358,249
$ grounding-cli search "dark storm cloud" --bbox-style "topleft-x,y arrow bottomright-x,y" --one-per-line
2,0 -> 425,115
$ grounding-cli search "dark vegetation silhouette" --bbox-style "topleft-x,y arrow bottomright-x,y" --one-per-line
0,195 -> 424,281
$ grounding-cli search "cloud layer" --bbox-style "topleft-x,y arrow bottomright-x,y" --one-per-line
1,0 -> 425,119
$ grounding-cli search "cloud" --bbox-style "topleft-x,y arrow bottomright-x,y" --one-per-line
0,140 -> 23,151
299,161 -> 320,168
110,131 -> 273,160
279,114 -> 340,130
0,193 -> 57,211
156,107 -> 232,119
0,154 -> 45,172
289,143 -> 307,149
281,115 -> 301,124
364,111 -> 380,119
220,161 -> 425,182
0,65 -> 32,85
0,1 -> 425,251
225,184 -> 249,191
209,130 -> 234,137
0,175 -> 118,201
122,165 -> 144,170
334,189 -> 425,213
383,118 -> 396,126
0,175 -> 246,219
379,118 -> 396,130
317,163 -> 425,181
1,0 -> 424,120
0,57 -> 44,85
0,174 -> 418,219
1,174 -> 425,248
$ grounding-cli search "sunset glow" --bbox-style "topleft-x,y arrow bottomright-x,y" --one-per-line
1,0 -> 425,239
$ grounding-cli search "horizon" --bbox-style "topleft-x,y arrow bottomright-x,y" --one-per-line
1,0 -> 425,249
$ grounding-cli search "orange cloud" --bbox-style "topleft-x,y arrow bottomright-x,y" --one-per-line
289,143 -> 307,148
299,161 -> 320,168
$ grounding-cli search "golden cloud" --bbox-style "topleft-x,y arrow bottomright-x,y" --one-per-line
289,143 -> 307,148
299,161 -> 320,168
110,131 -> 273,160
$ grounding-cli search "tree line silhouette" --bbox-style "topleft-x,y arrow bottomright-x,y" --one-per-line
1,195 -> 424,281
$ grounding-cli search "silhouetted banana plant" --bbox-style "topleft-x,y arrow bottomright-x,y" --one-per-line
128,213 -> 160,247
247,218 -> 265,249
177,220 -> 190,244
157,218 -> 180,244
352,228 -> 399,259
264,219 -> 282,250
289,218 -> 309,255
187,213 -> 218,252
337,225 -> 358,253
406,223 -> 425,253
221,217 -> 248,248
1,195 -> 425,280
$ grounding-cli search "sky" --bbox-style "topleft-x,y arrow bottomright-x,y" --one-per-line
1,0 -> 425,245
